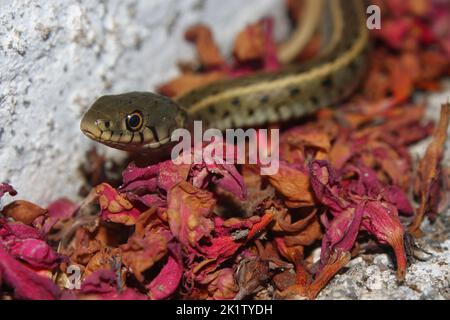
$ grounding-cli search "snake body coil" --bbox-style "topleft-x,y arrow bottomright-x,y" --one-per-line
80,0 -> 369,153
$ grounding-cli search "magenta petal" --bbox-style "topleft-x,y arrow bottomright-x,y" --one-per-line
47,198 -> 78,220
120,178 -> 158,194
384,186 -> 414,216
346,165 -> 383,198
1,221 -> 43,241
0,244 -> 60,300
158,160 -> 190,191
212,163 -> 247,200
121,161 -> 161,187
261,17 -> 281,71
9,238 -> 61,270
202,236 -> 242,263
147,254 -> 183,300
309,160 -> 346,214
0,183 -> 17,199
375,19 -> 411,49
121,159 -> 189,194
80,269 -> 147,300
41,199 -> 79,234
320,204 -> 364,266
81,269 -> 116,295
126,193 -> 166,208
190,142 -> 247,199
361,201 -> 404,245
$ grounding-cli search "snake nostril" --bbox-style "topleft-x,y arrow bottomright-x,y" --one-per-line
94,119 -> 111,130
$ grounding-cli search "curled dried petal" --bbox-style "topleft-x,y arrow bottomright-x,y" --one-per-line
2,200 -> 47,225
167,181 -> 215,249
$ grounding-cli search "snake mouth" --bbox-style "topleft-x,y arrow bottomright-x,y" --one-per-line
81,129 -> 97,140
82,125 -> 172,149
92,132 -> 172,152
98,136 -> 172,152
143,136 -> 172,149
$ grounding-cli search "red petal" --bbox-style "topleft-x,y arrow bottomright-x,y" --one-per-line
0,244 -> 60,300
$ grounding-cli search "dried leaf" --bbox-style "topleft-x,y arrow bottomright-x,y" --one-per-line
158,71 -> 226,98
121,228 -> 171,282
0,244 -> 60,300
185,24 -> 226,69
2,200 -> 47,225
410,103 -> 450,235
96,183 -> 141,226
147,244 -> 183,300
0,183 -> 17,199
268,163 -> 314,208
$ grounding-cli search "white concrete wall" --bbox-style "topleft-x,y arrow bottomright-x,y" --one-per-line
0,0 -> 288,205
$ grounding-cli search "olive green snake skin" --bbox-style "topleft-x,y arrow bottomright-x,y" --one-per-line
80,0 -> 369,153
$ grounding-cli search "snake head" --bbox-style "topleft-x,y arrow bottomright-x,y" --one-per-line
80,92 -> 189,153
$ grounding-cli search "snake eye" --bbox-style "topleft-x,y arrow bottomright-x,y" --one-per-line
126,111 -> 143,131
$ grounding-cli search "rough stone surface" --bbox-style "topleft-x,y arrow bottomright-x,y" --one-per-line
0,0 -> 287,206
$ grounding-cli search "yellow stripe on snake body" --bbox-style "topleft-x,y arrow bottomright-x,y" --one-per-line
80,0 -> 369,153
177,0 -> 369,130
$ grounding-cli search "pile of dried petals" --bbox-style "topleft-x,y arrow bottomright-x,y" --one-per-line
1,0 -> 449,300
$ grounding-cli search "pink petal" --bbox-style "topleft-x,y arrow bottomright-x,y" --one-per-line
1,221 -> 42,241
9,238 -> 61,270
80,269 -> 148,300
384,185 -> 414,216
202,236 -> 242,263
147,246 -> 183,300
0,183 -> 17,199
167,182 -> 215,249
0,244 -> 60,300
96,183 -> 141,226
47,198 -> 78,220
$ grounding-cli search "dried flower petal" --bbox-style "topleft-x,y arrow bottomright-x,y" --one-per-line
268,163 -> 314,208
79,269 -> 147,300
167,181 -> 215,249
121,229 -> 171,282
410,103 -> 450,235
200,268 -> 239,300
0,244 -> 60,300
147,244 -> 183,300
2,200 -> 47,225
8,238 -> 61,270
361,200 -> 407,281
158,71 -> 226,98
0,183 -> 17,199
185,24 -> 226,69
96,183 -> 141,226
234,257 -> 270,300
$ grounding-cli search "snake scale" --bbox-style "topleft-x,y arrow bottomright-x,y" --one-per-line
80,0 -> 369,154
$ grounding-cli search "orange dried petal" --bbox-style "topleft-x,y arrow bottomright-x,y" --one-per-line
233,22 -> 265,62
2,200 -> 47,225
268,165 -> 314,208
185,24 -> 226,69
157,71 -> 226,98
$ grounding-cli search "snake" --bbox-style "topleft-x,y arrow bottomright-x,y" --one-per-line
80,0 -> 369,154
